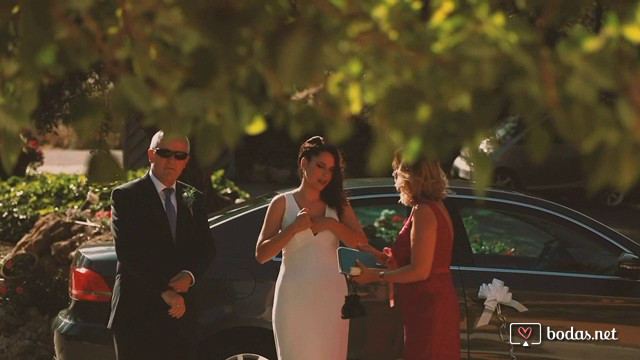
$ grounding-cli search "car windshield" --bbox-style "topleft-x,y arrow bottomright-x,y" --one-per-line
493,116 -> 524,144
478,116 -> 526,154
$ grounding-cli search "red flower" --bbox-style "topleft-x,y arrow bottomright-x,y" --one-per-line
4,260 -> 13,269
95,210 -> 112,219
27,139 -> 39,149
392,215 -> 404,223
0,286 -> 7,295
15,286 -> 24,295
506,249 -> 515,256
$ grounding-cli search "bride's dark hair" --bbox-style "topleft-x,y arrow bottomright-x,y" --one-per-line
297,136 -> 348,218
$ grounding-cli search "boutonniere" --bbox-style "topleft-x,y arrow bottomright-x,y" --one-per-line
182,186 -> 198,216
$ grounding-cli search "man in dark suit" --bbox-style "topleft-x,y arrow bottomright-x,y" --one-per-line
108,130 -> 215,360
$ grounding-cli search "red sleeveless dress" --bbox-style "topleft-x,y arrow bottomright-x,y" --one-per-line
391,202 -> 461,360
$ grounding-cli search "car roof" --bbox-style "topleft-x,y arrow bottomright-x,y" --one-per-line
207,178 -> 640,253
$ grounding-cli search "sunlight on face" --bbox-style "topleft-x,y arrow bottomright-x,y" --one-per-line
148,138 -> 190,186
304,151 -> 336,189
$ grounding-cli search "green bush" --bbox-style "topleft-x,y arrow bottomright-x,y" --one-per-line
0,172 -> 129,244
0,168 -> 248,244
211,169 -> 250,201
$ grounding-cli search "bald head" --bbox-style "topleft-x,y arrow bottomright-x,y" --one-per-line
148,130 -> 191,187
149,131 -> 190,153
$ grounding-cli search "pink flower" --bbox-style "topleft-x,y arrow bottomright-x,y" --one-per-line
15,286 -> 24,295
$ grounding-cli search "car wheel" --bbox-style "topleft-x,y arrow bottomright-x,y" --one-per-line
493,169 -> 520,190
223,354 -> 270,360
598,189 -> 626,207
199,328 -> 277,360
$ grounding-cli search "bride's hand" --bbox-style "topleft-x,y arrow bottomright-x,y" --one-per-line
357,243 -> 389,265
290,208 -> 312,233
310,216 -> 334,234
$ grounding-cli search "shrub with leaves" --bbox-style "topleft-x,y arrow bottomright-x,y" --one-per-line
369,209 -> 407,249
463,214 -> 516,255
211,169 -> 250,202
0,266 -> 68,316
0,168 -> 248,244
0,171 -> 137,244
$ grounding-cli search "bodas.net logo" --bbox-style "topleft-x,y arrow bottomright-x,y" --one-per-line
509,323 -> 542,347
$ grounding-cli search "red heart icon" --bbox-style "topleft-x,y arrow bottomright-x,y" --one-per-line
518,326 -> 532,339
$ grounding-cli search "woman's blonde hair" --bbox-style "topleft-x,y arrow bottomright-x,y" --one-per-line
392,150 -> 448,206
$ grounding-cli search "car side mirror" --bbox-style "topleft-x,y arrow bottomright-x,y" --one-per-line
617,253 -> 640,280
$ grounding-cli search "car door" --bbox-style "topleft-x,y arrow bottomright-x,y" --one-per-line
449,195 -> 640,360
348,194 -> 469,360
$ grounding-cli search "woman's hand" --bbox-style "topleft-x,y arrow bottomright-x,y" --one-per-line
353,259 -> 381,285
311,216 -> 335,235
290,208 -> 312,233
357,243 -> 391,266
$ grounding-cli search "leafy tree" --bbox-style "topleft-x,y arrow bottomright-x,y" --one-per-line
1,0 -> 640,192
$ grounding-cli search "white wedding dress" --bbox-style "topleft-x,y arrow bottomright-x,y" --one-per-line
272,192 -> 349,360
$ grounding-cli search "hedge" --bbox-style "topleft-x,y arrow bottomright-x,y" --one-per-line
0,169 -> 248,244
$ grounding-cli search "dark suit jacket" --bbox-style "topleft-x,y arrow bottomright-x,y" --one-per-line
107,172 -> 215,331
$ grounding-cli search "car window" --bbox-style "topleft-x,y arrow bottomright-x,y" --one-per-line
352,199 -> 409,251
459,204 -> 622,276
494,116 -> 523,145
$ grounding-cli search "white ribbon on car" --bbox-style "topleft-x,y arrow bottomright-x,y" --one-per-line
475,278 -> 528,328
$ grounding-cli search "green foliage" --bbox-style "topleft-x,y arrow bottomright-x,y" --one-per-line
0,168 -> 247,244
463,214 -> 515,255
0,256 -> 68,316
370,209 -> 406,250
0,169 -> 145,244
2,1 -> 640,193
211,169 -> 250,201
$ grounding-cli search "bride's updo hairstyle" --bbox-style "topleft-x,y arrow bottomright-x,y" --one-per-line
297,136 -> 348,218
392,150 -> 448,206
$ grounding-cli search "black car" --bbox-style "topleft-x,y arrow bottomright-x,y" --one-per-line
450,116 -> 631,207
53,179 -> 640,360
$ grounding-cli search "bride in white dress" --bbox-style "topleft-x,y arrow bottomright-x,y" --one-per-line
256,136 -> 368,360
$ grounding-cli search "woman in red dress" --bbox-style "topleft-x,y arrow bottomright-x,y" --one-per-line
356,152 -> 460,360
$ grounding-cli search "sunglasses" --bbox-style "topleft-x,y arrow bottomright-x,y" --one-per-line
153,148 -> 189,160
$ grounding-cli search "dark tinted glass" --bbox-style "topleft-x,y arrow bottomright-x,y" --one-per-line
459,204 -> 622,275
154,148 -> 189,160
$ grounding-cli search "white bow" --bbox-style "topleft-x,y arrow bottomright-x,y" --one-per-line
475,278 -> 527,327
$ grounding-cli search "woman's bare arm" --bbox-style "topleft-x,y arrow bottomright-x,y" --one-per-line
355,204 -> 438,284
255,195 -> 312,264
311,203 -> 368,248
